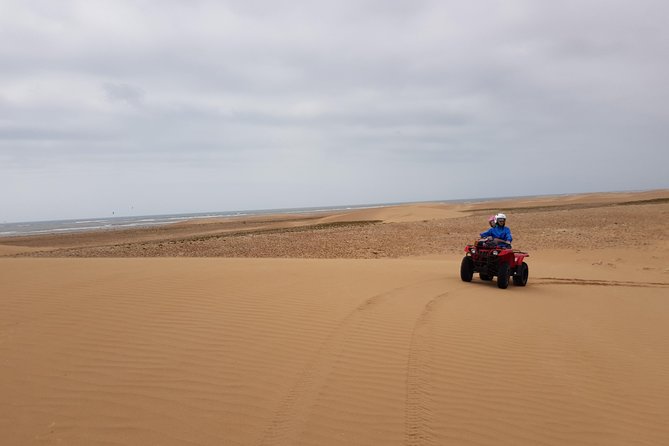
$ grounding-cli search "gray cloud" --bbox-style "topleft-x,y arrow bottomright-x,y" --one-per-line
1,0 -> 667,221
102,82 -> 144,106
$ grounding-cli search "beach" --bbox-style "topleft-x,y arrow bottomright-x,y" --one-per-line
1,190 -> 668,445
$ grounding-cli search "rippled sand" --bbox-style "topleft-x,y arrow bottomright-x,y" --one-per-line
1,190 -> 668,445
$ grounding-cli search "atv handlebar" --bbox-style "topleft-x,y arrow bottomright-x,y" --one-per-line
478,237 -> 512,248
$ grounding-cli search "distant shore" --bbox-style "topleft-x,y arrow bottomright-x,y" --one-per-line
4,189 -> 663,238
2,189 -> 667,258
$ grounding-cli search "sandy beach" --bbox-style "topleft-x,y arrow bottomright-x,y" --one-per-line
1,190 -> 669,445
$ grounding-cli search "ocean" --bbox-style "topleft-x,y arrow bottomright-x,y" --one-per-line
0,202 -> 416,238
0,193 -> 542,238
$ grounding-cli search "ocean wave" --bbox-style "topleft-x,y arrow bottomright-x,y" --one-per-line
0,201 -> 417,237
75,219 -> 109,224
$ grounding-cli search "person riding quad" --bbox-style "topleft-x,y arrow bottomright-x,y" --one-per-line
480,213 -> 512,247
487,215 -> 496,228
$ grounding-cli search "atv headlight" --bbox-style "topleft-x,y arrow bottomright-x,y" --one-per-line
470,249 -> 475,254
492,250 -> 499,255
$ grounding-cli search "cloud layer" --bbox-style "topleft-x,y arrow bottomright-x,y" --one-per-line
1,0 -> 668,221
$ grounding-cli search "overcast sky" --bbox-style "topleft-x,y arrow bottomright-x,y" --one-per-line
1,0 -> 668,222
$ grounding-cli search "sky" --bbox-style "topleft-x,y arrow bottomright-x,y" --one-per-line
1,0 -> 668,222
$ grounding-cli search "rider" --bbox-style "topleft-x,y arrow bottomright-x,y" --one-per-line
480,213 -> 512,247
487,215 -> 496,228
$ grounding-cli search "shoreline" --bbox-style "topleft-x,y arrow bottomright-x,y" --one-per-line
2,189 -> 667,258
3,189 -> 666,239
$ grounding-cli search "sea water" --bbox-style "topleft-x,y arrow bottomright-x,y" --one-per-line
0,202 -> 406,237
0,195 -> 528,238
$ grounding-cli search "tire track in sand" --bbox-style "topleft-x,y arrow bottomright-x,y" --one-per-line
535,277 -> 669,288
259,278 -> 445,446
404,291 -> 456,446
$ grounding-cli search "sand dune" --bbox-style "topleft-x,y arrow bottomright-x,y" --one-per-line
1,191 -> 669,445
2,257 -> 668,445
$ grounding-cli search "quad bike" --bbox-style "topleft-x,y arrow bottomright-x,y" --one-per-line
460,239 -> 529,289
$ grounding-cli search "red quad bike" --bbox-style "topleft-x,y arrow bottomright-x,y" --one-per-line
460,240 -> 529,289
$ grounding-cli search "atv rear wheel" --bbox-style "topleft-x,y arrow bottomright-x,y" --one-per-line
480,273 -> 493,281
497,263 -> 510,289
460,256 -> 474,282
513,262 -> 529,286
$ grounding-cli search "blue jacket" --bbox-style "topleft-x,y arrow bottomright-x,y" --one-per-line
480,226 -> 512,245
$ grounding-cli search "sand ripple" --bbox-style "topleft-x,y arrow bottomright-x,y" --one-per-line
2,257 -> 669,445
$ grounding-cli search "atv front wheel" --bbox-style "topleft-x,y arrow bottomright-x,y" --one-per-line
480,273 -> 493,281
497,263 -> 510,289
513,262 -> 529,286
460,256 -> 474,282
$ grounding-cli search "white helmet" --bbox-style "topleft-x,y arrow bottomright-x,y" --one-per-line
495,213 -> 507,221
